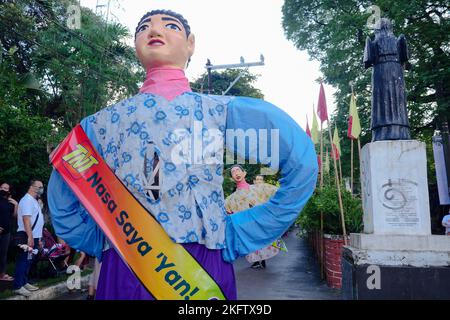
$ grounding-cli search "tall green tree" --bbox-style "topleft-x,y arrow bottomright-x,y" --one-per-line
0,0 -> 144,194
282,0 -> 449,188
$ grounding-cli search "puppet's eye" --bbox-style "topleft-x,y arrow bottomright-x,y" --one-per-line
137,24 -> 149,33
166,23 -> 181,31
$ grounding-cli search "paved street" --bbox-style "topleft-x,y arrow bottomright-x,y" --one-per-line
54,288 -> 87,300
235,230 -> 341,300
54,229 -> 340,300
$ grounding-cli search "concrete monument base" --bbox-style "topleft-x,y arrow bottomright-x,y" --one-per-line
342,140 -> 450,299
342,234 -> 450,299
360,140 -> 431,236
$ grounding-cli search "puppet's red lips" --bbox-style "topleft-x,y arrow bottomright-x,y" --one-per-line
148,39 -> 165,46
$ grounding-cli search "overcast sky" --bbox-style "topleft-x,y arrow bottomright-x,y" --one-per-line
79,0 -> 336,130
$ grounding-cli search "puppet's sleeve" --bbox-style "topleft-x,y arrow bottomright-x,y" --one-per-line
47,117 -> 105,260
222,97 -> 318,262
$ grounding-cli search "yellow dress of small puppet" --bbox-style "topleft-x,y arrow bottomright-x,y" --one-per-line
225,183 -> 287,263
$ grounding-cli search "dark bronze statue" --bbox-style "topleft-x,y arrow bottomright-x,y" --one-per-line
364,18 -> 411,142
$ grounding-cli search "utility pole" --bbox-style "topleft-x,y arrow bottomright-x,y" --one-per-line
105,0 -> 111,25
439,118 -> 450,197
205,55 -> 265,95
95,0 -> 112,24
95,0 -> 103,15
206,59 -> 212,95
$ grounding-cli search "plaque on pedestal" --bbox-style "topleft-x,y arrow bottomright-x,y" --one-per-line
360,140 -> 431,236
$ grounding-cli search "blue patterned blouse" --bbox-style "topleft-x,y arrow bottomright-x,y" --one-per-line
48,92 -> 318,262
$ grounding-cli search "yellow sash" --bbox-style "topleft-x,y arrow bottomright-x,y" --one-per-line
51,124 -> 226,300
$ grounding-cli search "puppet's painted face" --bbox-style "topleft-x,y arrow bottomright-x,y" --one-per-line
135,14 -> 195,70
231,167 -> 246,183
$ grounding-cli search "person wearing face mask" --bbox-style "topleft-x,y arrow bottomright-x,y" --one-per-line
0,183 -> 19,218
13,180 -> 44,297
1,183 -> 19,243
0,188 -> 15,281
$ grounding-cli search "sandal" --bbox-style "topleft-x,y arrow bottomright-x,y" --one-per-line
0,274 -> 14,281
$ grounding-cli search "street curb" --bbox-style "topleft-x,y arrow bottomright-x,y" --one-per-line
6,274 -> 90,300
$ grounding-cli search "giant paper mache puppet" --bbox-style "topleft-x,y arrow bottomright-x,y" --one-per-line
48,9 -> 318,300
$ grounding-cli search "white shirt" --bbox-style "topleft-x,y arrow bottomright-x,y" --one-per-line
17,193 -> 44,239
442,214 -> 450,234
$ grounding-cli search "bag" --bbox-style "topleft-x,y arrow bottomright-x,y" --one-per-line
13,231 -> 28,246
13,212 -> 40,246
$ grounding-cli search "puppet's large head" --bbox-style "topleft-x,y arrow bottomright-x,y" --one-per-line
135,10 -> 195,70
230,165 -> 247,183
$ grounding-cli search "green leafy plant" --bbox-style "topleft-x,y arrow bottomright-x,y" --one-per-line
296,184 -> 363,235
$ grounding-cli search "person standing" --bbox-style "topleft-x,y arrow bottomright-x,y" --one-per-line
442,211 -> 450,235
0,183 -> 18,218
86,257 -> 102,300
0,188 -> 14,281
13,180 -> 45,297
1,183 -> 19,244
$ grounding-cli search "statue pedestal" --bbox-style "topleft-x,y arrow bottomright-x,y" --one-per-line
361,140 -> 431,235
342,140 -> 450,299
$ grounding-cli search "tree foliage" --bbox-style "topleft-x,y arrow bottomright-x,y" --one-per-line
282,0 -> 449,188
0,0 -> 144,195
0,1 -> 277,198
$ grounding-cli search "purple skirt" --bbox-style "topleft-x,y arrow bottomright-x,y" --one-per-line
95,244 -> 237,300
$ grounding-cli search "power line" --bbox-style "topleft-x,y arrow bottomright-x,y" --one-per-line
35,1 -> 128,65
14,0 -> 135,82
0,17 -> 132,86
34,1 -> 142,96
0,4 -> 139,125
0,14 -> 130,81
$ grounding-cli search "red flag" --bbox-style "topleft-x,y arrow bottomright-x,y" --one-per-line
331,145 -> 340,160
306,116 -> 311,138
347,116 -> 353,139
317,83 -> 329,123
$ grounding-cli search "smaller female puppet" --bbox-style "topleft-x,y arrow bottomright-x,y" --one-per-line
225,166 -> 283,269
